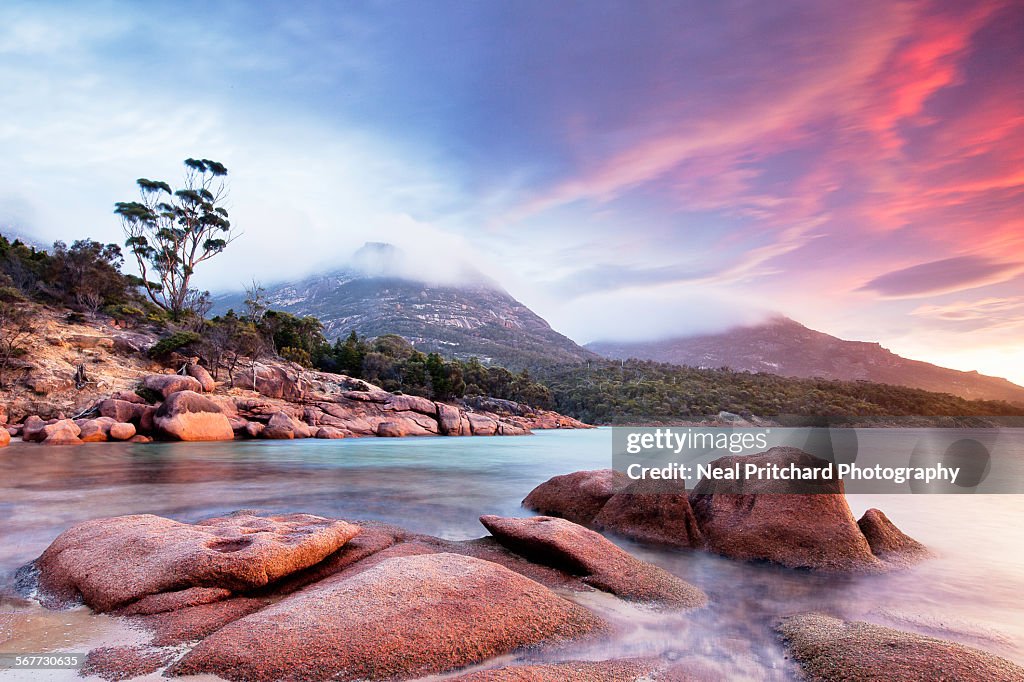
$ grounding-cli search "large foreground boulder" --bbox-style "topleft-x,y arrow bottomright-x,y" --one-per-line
33,512 -> 360,612
154,391 -> 234,442
168,553 -> 605,682
593,478 -> 703,548
522,469 -> 630,525
480,515 -> 706,608
689,447 -> 881,572
777,614 -> 1024,681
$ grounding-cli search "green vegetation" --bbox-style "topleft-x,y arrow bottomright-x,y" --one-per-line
147,331 -> 203,360
315,331 -> 552,405
534,359 -> 1024,423
115,158 -> 236,319
0,286 -> 34,389
0,233 -> 148,313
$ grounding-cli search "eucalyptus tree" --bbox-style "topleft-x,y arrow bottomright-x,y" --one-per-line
115,158 -> 237,319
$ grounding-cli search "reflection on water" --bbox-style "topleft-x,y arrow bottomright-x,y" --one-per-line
1,429 -> 1023,680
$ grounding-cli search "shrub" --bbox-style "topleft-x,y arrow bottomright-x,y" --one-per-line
147,331 -> 202,360
280,345 -> 312,367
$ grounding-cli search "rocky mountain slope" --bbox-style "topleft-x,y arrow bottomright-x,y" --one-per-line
213,243 -> 597,369
0,306 -> 589,441
587,316 -> 1024,404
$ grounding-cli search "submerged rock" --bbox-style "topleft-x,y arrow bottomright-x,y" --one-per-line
689,447 -> 881,572
522,469 -> 630,525
480,515 -> 706,608
777,613 -> 1024,682
32,512 -> 360,612
168,552 -> 605,682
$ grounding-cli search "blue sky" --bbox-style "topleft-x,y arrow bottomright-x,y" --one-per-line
2,0 -> 1023,382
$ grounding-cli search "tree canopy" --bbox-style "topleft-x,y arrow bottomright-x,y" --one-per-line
115,158 -> 237,319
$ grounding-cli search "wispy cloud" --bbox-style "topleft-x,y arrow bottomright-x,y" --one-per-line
859,256 -> 1023,298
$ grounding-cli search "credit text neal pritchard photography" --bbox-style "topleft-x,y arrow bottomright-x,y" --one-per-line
610,426 -> 1013,492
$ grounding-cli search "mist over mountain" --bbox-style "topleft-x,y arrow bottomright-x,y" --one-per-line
586,316 -> 1024,404
214,243 -> 597,369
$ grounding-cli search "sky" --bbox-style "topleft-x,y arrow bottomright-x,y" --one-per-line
1,0 -> 1023,383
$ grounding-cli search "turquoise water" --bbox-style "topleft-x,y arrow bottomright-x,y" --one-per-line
1,429 -> 1023,680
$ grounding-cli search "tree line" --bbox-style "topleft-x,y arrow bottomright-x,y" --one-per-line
533,359 -> 1024,423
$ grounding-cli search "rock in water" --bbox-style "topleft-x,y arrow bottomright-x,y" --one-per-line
168,553 -> 605,682
592,478 -> 704,548
479,515 -> 706,608
436,402 -> 468,435
377,420 -> 411,437
154,391 -> 234,441
33,512 -> 360,611
262,411 -> 311,439
522,469 -> 630,525
108,422 -> 136,441
689,447 -> 881,572
21,415 -> 48,442
777,613 -> 1024,681
857,508 -> 928,565
42,419 -> 83,445
78,419 -> 111,442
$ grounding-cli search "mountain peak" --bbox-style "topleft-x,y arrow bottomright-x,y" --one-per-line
343,241 -> 500,291
586,319 -> 1024,404
213,247 -> 596,369
351,242 -> 403,278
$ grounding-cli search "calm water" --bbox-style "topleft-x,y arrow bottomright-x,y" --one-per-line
1,429 -> 1023,680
